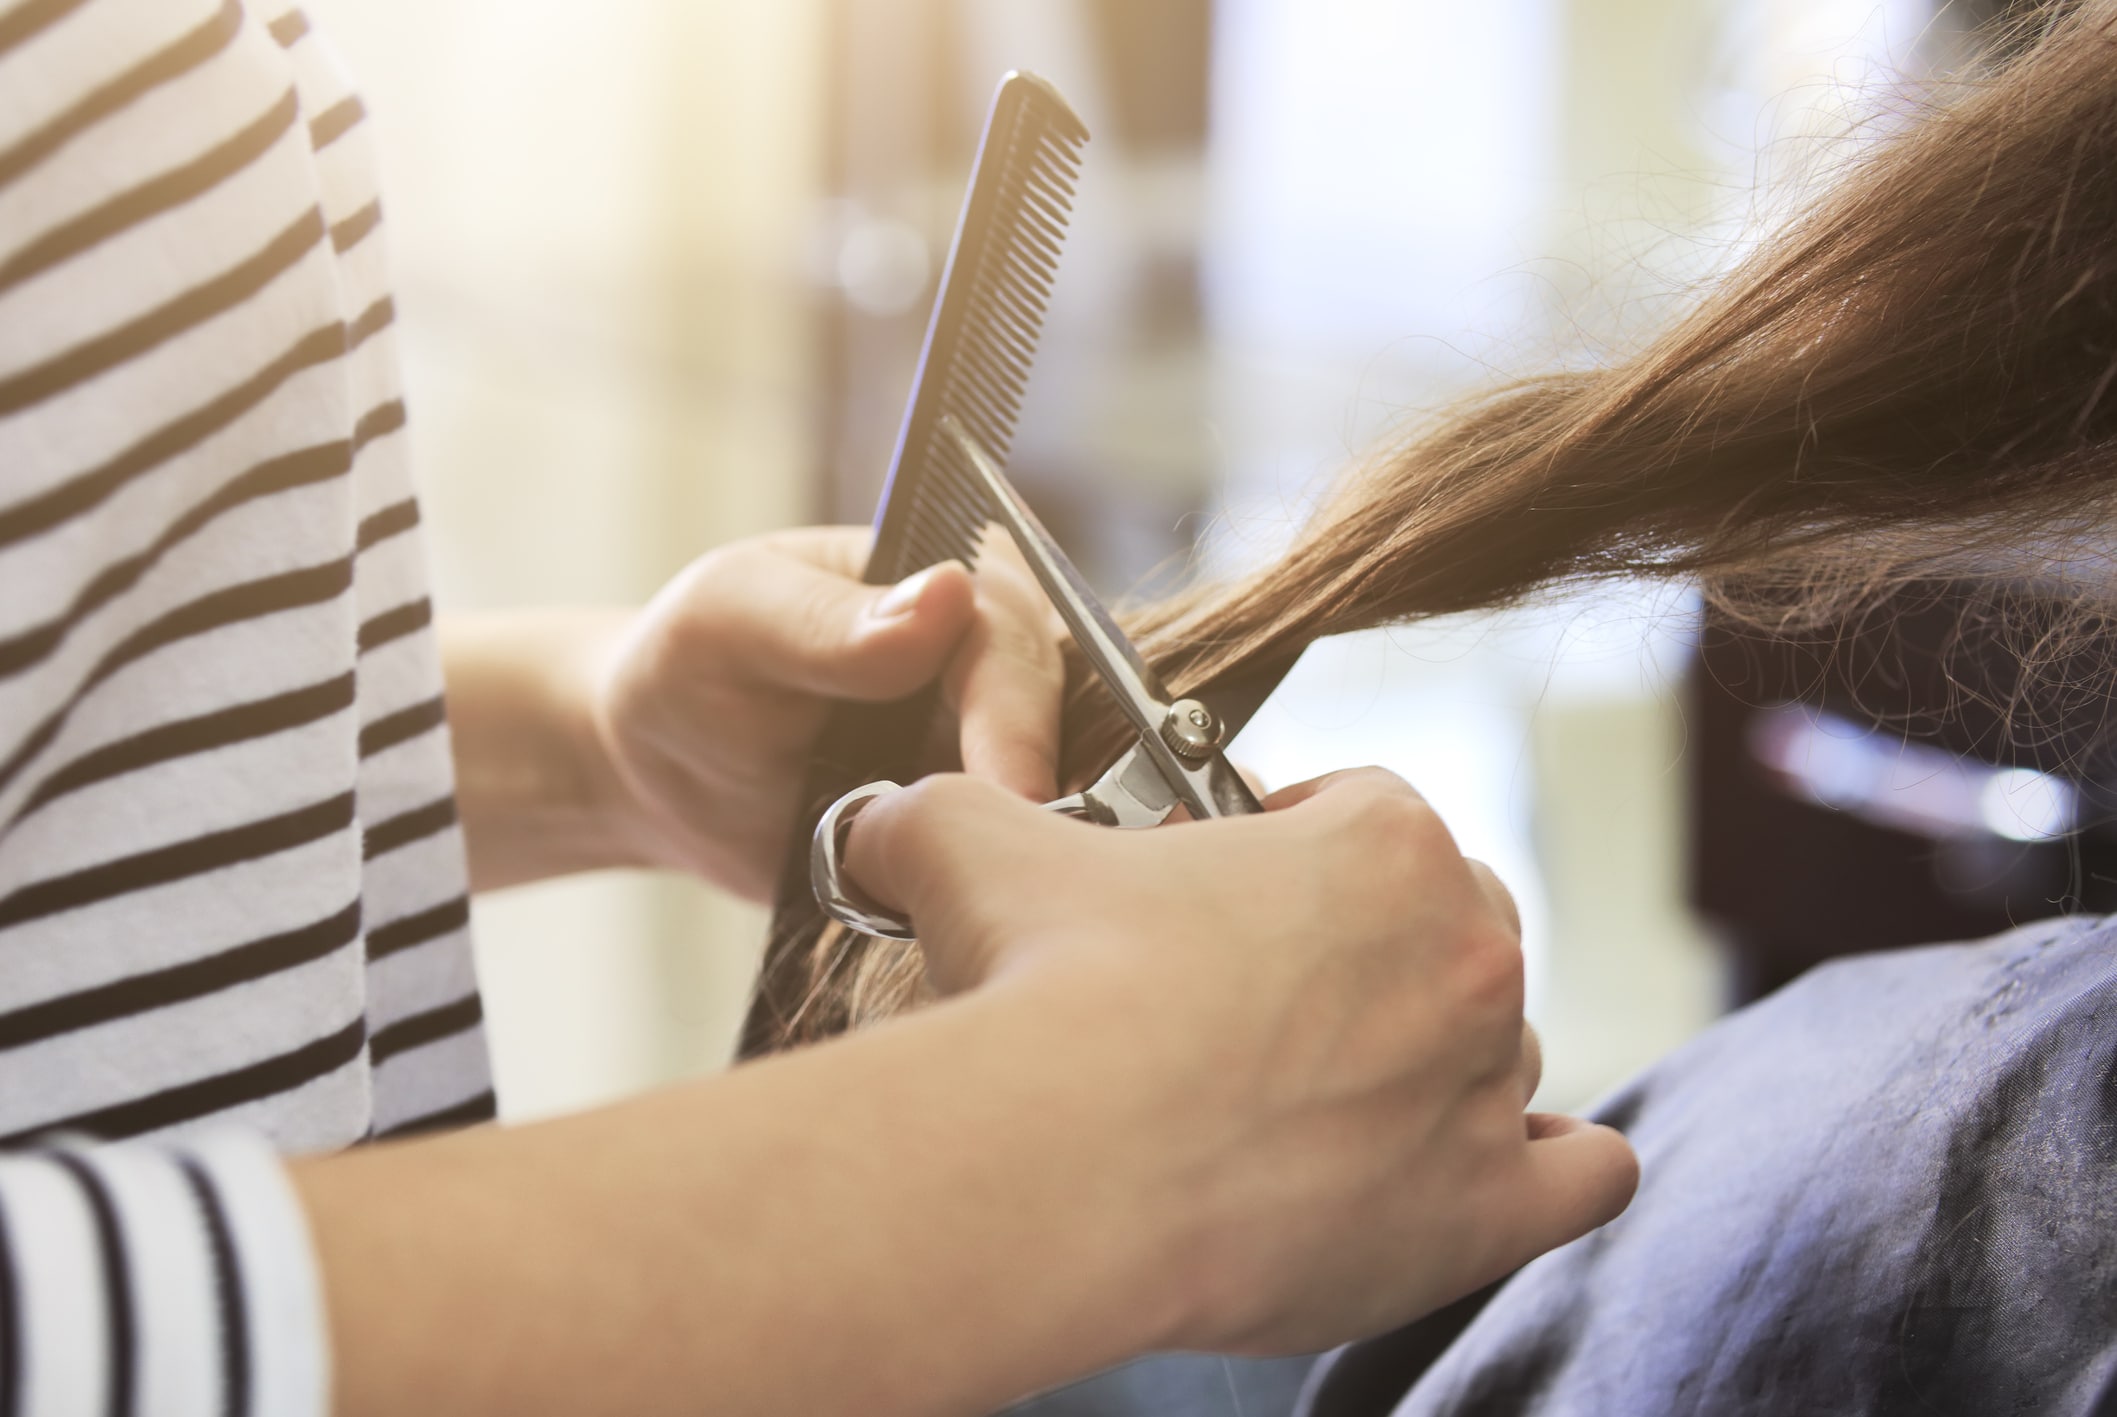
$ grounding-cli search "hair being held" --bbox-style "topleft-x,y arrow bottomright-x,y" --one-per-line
744,0 -> 2117,1053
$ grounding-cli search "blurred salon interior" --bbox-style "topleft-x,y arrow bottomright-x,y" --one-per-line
303,0 -> 2104,1118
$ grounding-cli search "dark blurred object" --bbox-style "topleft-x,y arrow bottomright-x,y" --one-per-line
1081,0 -> 1212,151
1687,581 -> 2117,1004
811,1 -> 1217,595
1929,0 -> 2080,63
1002,1351 -> 1315,1417
809,0 -> 961,527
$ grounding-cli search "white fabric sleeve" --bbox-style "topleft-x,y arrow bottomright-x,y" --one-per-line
0,1129 -> 329,1417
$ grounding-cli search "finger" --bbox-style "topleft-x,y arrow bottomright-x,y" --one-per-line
686,544 -> 978,701
841,775 -> 1001,913
945,535 -> 1065,800
1463,859 -> 1522,939
1516,1021 -> 1543,1106
840,774 -> 1066,991
1259,766 -> 1431,814
1502,1121 -> 1640,1265
756,524 -> 879,580
1525,1111 -> 1594,1142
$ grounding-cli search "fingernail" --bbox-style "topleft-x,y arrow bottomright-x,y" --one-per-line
871,568 -> 936,621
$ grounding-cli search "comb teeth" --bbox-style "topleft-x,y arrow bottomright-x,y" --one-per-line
870,72 -> 1089,582
902,437 -> 991,571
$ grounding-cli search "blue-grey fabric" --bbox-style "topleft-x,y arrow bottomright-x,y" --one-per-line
1008,918 -> 2117,1416
1302,915 -> 2117,1417
1005,1354 -> 1319,1417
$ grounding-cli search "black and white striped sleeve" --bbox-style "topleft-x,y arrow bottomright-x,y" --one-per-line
0,1129 -> 325,1417
0,0 -> 492,1404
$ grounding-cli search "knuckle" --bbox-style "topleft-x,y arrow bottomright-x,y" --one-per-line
860,781 -> 970,896
1323,781 -> 1457,913
794,587 -> 852,658
687,542 -> 757,600
1453,919 -> 1525,1017
897,772 -> 996,835
1464,858 -> 1522,930
789,524 -> 872,575
1519,1021 -> 1546,1093
1336,772 -> 1442,843
974,595 -> 1063,675
669,546 -> 762,645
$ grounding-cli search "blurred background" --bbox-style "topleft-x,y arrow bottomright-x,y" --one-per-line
304,0 -> 2096,1121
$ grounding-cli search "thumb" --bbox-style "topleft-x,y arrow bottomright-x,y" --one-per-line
841,774 -> 1057,992
1501,1117 -> 1640,1266
700,550 -> 977,700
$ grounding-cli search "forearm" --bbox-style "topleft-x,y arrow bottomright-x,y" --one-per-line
439,610 -> 666,890
292,981 -> 1180,1417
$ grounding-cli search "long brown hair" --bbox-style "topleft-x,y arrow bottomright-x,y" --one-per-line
743,0 -> 2117,1053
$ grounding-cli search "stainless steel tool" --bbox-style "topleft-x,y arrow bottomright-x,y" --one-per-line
810,416 -> 1264,941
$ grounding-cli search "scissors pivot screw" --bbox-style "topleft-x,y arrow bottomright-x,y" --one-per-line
1159,698 -> 1222,762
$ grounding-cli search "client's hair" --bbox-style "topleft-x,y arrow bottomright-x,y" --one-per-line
746,0 -> 2117,1052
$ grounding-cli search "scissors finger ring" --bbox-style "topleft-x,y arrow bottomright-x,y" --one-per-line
811,781 -> 918,941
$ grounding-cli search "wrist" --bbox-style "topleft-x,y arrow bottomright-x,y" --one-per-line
294,982 -> 1199,1417
962,963 -> 1215,1356
985,941 -> 1282,1354
440,610 -> 672,888
879,979 -> 1202,1386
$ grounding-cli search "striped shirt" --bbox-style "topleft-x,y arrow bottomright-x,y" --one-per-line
0,0 -> 497,1411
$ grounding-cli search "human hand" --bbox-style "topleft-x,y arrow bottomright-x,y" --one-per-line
592,526 -> 1063,901
841,768 -> 1639,1354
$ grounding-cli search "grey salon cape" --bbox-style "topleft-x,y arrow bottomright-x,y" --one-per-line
1012,916 -> 2117,1416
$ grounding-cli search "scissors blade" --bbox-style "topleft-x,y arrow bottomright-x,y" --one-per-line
939,415 -> 1271,824
1051,740 -> 1182,827
938,417 -> 1173,745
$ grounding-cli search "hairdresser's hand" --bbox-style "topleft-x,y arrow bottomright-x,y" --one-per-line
591,526 -> 1062,900
843,769 -> 1639,1353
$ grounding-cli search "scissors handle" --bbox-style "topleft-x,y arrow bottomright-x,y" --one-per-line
811,782 -> 1128,940
810,783 -> 917,941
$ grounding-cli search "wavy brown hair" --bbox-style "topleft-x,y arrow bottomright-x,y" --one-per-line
741,0 -> 2117,1054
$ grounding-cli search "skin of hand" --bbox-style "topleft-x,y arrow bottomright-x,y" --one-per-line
842,766 -> 1642,1354
593,524 -> 1065,899
441,525 -> 1064,895
295,765 -> 1635,1417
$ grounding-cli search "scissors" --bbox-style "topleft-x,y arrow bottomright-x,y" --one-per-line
810,415 -> 1266,941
